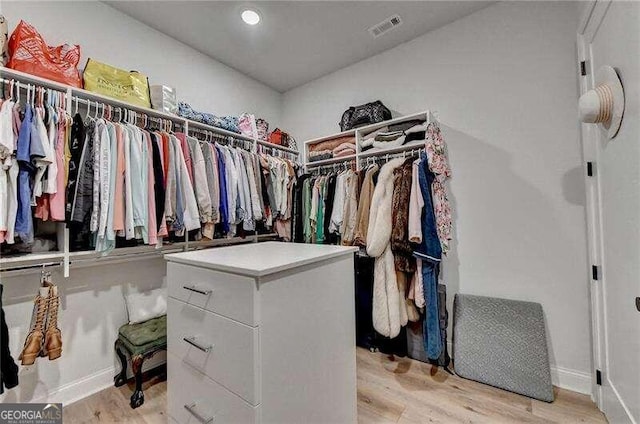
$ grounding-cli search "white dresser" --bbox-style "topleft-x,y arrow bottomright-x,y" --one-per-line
164,241 -> 358,424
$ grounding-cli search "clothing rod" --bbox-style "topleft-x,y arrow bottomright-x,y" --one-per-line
256,145 -> 299,160
72,96 -> 182,121
0,260 -> 63,275
256,139 -> 299,155
187,119 -> 254,142
0,78 -> 67,93
359,148 -> 423,163
257,145 -> 299,157
306,157 -> 356,168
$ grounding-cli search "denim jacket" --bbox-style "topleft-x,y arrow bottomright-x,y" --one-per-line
412,153 -> 442,263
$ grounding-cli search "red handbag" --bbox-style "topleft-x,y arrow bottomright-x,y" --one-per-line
268,128 -> 285,145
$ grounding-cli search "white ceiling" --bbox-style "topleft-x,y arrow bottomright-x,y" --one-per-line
106,1 -> 493,92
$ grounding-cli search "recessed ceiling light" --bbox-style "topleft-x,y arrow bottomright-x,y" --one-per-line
241,9 -> 260,25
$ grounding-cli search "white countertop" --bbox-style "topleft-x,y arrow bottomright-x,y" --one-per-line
164,241 -> 358,277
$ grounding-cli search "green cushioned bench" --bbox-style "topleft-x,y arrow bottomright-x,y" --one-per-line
114,315 -> 167,409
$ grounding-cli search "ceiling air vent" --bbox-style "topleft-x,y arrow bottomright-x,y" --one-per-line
368,14 -> 402,38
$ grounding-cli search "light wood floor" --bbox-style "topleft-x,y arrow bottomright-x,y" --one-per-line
63,348 -> 607,423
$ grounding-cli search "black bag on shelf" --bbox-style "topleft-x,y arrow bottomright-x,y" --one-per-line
339,100 -> 392,131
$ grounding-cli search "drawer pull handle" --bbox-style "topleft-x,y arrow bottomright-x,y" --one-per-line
183,336 -> 213,353
184,403 -> 214,424
182,285 -> 212,296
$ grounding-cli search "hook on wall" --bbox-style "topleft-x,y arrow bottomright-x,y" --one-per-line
578,65 -> 624,139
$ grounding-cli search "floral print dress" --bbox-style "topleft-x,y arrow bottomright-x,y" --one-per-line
425,122 -> 452,254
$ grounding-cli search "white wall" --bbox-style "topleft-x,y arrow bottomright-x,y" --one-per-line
0,0 -> 281,404
0,258 -> 166,404
1,0 -> 282,125
283,2 -> 592,391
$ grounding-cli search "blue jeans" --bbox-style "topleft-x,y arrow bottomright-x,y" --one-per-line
422,261 -> 442,359
412,152 -> 443,359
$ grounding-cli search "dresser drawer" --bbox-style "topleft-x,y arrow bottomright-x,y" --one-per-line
167,262 -> 258,326
168,352 -> 259,424
167,298 -> 260,405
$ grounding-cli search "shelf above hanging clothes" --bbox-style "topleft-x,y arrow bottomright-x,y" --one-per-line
302,110 -> 436,172
0,68 -> 298,276
0,67 -> 300,156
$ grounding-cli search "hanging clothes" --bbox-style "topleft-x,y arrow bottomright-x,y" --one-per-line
299,119 -> 453,367
366,157 -> 405,339
353,164 -> 378,247
0,90 -> 302,257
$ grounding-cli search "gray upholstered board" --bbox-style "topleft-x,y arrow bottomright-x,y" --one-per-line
453,294 -> 554,402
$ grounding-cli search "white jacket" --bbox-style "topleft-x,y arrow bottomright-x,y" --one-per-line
366,158 -> 405,338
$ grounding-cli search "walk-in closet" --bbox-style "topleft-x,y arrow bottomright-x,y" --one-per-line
0,1 -> 637,423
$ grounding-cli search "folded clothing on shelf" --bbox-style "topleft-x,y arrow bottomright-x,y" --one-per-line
364,138 -> 425,155
308,135 -> 356,153
360,122 -> 427,151
333,142 -> 356,157
177,102 -> 241,134
388,119 -> 425,133
374,130 -> 404,142
359,126 -> 388,150
308,150 -> 333,162
334,149 -> 355,158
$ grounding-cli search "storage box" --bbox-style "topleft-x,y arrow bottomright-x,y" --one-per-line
150,85 -> 177,114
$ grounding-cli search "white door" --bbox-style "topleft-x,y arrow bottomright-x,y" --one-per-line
578,1 -> 640,423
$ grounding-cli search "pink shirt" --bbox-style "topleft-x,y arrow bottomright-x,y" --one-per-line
156,132 -> 169,238
49,112 -> 67,221
146,135 -> 158,246
113,125 -> 126,232
408,259 -> 425,308
176,133 -> 193,184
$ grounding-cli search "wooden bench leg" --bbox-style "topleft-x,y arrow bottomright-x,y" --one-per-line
114,340 -> 128,388
130,355 -> 145,409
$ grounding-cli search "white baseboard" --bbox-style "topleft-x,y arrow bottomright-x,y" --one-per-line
550,366 -> 592,395
33,367 -> 116,406
603,381 -> 636,424
26,359 -> 593,407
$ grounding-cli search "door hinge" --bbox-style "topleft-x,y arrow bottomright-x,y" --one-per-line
580,60 -> 587,76
596,369 -> 602,385
587,161 -> 594,177
592,265 -> 599,281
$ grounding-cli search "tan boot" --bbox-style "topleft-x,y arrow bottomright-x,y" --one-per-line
43,284 -> 62,361
19,287 -> 49,366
